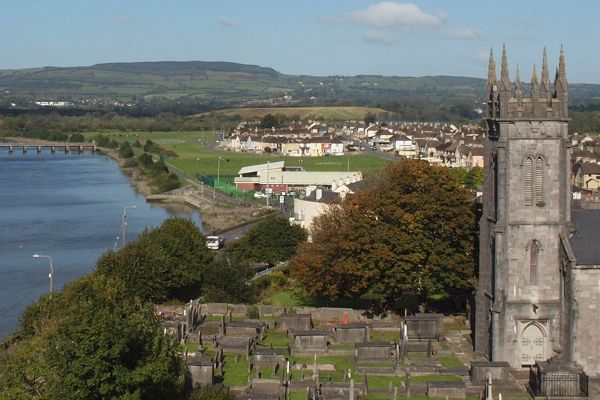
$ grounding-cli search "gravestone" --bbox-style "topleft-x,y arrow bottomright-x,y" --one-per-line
427,381 -> 466,399
205,302 -> 229,315
186,355 -> 214,388
335,323 -> 369,343
259,304 -> 285,318
230,304 -> 248,318
280,313 -> 312,332
355,342 -> 396,363
293,331 -> 329,352
225,321 -> 263,339
403,313 -> 443,341
470,361 -> 511,384
247,378 -> 284,398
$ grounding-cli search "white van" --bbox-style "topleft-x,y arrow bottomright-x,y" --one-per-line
206,235 -> 225,250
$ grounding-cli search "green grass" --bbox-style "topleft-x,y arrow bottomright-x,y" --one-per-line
290,355 -> 354,372
370,330 -> 399,342
221,355 -> 250,387
84,130 -> 388,180
268,290 -> 303,307
409,375 -> 462,383
440,356 -> 464,368
367,375 -> 404,390
260,331 -> 290,347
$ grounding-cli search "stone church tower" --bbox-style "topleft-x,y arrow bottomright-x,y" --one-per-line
475,46 -> 571,367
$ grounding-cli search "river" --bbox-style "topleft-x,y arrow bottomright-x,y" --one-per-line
0,151 -> 201,339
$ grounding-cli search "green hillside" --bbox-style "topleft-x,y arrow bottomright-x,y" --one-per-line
0,60 -> 599,124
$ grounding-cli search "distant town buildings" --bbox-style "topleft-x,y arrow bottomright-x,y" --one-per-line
222,120 -> 486,168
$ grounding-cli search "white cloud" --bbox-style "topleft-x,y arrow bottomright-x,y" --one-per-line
362,30 -> 396,45
217,16 -> 238,28
472,51 -> 490,63
349,2 -> 444,29
444,27 -> 483,40
114,15 -> 138,26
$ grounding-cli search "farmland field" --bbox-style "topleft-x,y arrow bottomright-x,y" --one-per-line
198,106 -> 388,121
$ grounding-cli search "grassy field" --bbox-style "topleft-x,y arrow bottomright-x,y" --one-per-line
198,106 -> 389,121
84,130 -> 389,180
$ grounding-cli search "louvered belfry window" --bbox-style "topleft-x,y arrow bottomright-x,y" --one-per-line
534,156 -> 544,205
524,156 -> 534,206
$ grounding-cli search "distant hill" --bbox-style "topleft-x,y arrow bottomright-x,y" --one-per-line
0,60 -> 599,122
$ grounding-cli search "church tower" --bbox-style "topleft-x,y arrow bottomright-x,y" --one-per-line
475,46 -> 572,367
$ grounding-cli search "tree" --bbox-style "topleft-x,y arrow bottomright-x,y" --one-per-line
96,218 -> 212,302
95,240 -> 170,302
69,133 -> 85,142
118,141 -> 134,158
1,274 -> 185,399
290,159 -> 477,312
189,386 -> 234,400
260,113 -> 279,129
202,254 -> 256,304
139,217 -> 213,300
228,215 -> 307,266
364,112 -> 376,125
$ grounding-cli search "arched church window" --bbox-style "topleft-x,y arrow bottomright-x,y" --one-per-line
524,156 -> 533,206
530,240 -> 539,285
535,156 -> 544,205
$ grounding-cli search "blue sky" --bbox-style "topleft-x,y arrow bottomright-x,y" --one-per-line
0,1 -> 597,82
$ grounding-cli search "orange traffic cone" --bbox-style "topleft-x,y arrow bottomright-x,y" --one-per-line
343,311 -> 349,324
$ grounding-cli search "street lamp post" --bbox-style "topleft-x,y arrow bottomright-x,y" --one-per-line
32,254 -> 54,295
121,205 -> 137,248
213,156 -> 224,199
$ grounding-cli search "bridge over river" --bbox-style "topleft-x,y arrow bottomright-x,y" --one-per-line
0,143 -> 97,154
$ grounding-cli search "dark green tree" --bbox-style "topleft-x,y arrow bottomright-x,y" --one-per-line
96,218 -> 211,302
139,217 -> 213,300
202,255 -> 256,303
364,112 -> 376,125
95,240 -> 170,302
189,386 -> 235,400
260,113 -> 279,129
1,274 -> 185,399
68,133 -> 85,142
291,159 -> 477,312
228,215 -> 307,266
118,141 -> 134,158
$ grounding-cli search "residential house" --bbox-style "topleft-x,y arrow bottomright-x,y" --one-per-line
574,162 -> 600,190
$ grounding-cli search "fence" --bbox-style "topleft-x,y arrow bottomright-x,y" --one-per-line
530,364 -> 588,397
197,173 -> 255,200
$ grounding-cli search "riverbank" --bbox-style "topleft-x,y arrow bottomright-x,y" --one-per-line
102,147 -> 265,233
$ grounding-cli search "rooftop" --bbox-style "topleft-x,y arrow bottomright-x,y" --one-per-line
571,209 -> 600,265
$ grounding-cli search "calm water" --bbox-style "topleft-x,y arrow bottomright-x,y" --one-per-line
0,151 -> 201,339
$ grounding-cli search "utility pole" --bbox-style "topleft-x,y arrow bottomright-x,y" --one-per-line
32,254 -> 54,296
121,205 -> 137,248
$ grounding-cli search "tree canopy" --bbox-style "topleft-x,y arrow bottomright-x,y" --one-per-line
1,274 -> 184,400
228,215 -> 307,266
96,217 -> 213,302
290,159 -> 477,312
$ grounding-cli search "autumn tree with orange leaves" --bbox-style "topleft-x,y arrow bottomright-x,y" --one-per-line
290,159 -> 477,312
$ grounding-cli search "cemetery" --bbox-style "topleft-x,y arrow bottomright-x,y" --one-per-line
159,302 -> 551,400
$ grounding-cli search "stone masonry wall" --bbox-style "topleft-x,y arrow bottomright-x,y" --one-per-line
571,267 -> 600,378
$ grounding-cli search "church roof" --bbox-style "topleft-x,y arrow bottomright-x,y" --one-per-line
571,209 -> 600,265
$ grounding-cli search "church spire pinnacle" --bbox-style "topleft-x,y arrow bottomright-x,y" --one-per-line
541,47 -> 550,94
487,48 -> 496,95
558,44 -> 566,79
531,63 -> 539,88
500,44 -> 510,91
